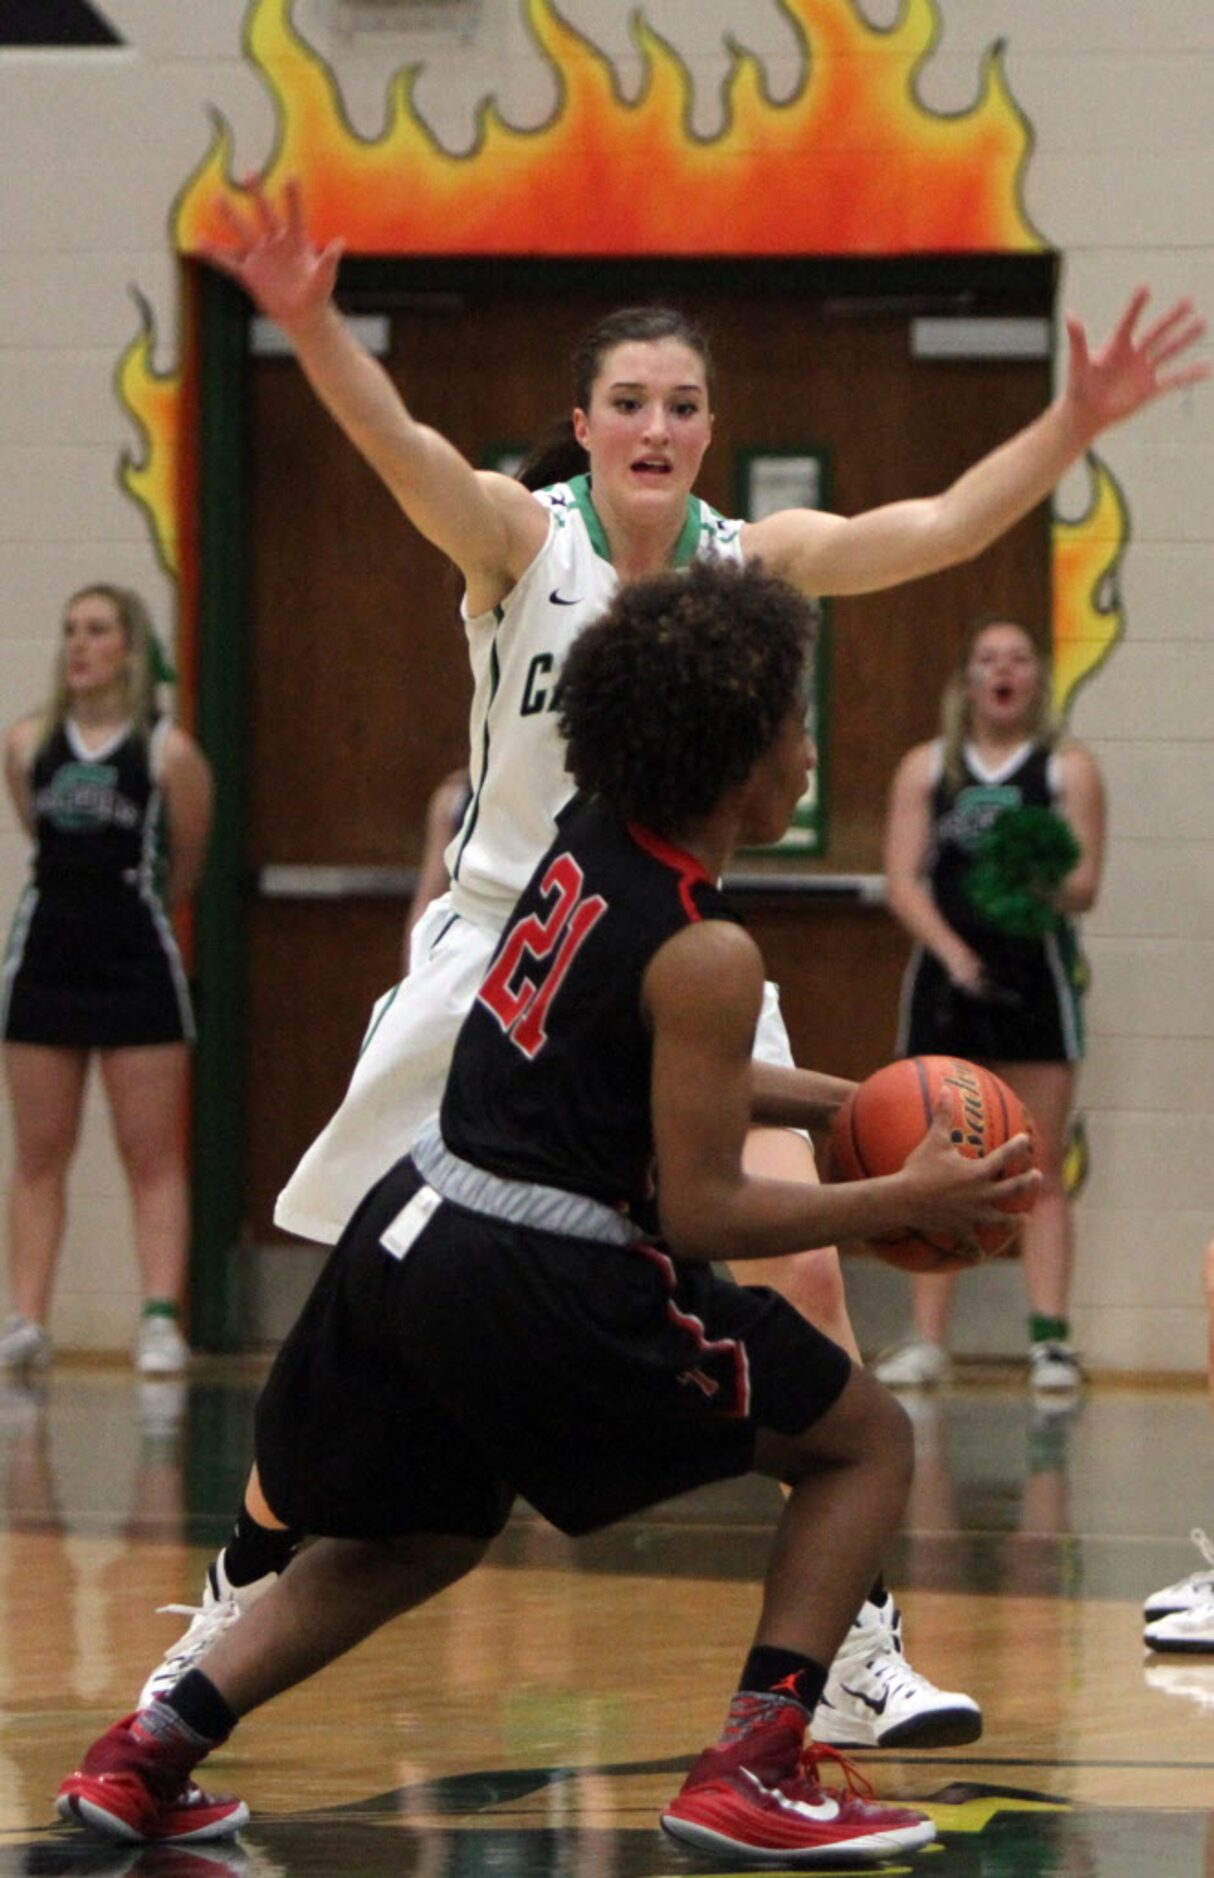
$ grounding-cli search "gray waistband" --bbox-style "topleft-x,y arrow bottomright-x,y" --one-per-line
410,1116 -> 646,1247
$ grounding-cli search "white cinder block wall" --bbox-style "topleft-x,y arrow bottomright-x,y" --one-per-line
0,0 -> 1210,1367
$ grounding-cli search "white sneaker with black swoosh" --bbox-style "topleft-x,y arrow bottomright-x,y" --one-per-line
1144,1596 -> 1214,1654
661,1695 -> 935,1864
812,1597 -> 982,1749
1144,1528 -> 1214,1619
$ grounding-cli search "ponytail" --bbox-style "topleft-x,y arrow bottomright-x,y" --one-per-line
515,418 -> 588,492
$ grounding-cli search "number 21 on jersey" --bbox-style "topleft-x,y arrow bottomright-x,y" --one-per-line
477,854 -> 607,1060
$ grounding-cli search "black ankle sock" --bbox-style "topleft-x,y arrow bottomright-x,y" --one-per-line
221,1505 -> 300,1589
158,1669 -> 238,1744
867,1574 -> 888,1609
737,1645 -> 828,1715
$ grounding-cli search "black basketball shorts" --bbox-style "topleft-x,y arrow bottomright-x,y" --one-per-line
254,1156 -> 853,1540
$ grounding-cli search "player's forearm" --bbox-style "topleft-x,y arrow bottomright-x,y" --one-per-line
932,394 -> 1088,565
1052,860 -> 1100,916
749,1061 -> 855,1131
282,301 -> 426,486
886,877 -> 977,980
659,1168 -> 927,1263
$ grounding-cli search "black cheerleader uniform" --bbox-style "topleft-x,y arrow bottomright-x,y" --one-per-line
254,795 -> 852,1542
896,739 -> 1085,1065
1,718 -> 194,1048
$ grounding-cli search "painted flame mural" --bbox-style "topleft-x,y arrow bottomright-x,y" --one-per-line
122,0 -> 1123,716
175,0 -> 1040,257
116,293 -> 185,583
1051,456 -> 1128,713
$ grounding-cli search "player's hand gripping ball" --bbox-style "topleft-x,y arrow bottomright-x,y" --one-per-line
828,1055 -> 1037,1272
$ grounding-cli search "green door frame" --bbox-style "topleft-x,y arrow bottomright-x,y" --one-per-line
189,265 -> 252,1350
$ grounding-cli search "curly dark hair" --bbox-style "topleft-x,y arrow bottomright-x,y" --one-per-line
557,558 -> 815,834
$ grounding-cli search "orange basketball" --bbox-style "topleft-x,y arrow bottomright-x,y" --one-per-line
828,1055 -> 1037,1273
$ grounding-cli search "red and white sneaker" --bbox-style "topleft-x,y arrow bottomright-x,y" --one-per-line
55,1712 -> 248,1844
660,1698 -> 935,1867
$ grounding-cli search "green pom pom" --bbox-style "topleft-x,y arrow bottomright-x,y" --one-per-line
965,804 -> 1081,937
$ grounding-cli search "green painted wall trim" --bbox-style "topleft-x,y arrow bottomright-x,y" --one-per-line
190,267 -> 250,1351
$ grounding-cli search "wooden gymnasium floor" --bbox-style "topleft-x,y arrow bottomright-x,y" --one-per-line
1,1359 -> 1213,1876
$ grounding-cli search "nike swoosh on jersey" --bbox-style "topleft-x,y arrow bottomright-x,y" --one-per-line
549,588 -> 580,605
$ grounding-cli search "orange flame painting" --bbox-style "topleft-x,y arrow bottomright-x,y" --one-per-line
118,0 -> 1126,715
1051,457 -> 1129,717
174,0 -> 1041,258
115,292 -> 184,580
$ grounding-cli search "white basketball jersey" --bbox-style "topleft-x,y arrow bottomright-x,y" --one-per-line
446,474 -> 744,925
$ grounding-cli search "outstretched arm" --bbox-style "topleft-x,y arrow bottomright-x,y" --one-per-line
203,179 -> 547,610
747,287 -> 1208,598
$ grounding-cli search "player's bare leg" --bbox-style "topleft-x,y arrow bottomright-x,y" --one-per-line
57,1533 -> 489,1844
737,1123 -> 982,1749
662,1367 -> 936,1863
135,1462 -> 298,1706
739,1127 -> 858,1353
187,1532 -> 489,1713
991,1059 -> 1081,1392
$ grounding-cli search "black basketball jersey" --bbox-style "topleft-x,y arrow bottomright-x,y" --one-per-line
440,794 -> 741,1217
30,719 -> 167,902
932,739 -> 1067,961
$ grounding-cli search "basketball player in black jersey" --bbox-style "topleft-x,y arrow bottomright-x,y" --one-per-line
57,559 -> 1037,1864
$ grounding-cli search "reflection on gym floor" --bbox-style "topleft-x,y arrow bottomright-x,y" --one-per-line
1,1363 -> 1213,1876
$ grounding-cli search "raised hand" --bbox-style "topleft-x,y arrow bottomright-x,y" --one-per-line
1064,287 -> 1209,442
200,177 -> 343,330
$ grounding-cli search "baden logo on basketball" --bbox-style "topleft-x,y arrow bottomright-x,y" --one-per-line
827,1054 -> 1038,1274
